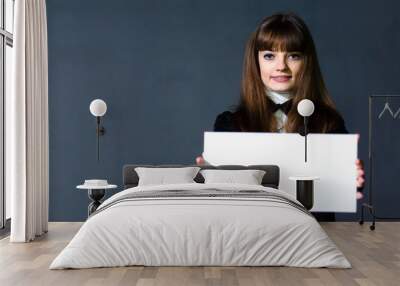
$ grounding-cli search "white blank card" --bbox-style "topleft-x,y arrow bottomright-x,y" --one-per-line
203,132 -> 357,212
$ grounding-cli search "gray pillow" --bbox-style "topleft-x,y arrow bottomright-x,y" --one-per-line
135,167 -> 201,186
200,169 -> 266,185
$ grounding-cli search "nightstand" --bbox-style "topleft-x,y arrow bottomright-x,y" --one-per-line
77,180 -> 117,216
289,176 -> 320,210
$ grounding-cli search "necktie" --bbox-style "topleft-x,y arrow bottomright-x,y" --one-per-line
269,99 -> 293,115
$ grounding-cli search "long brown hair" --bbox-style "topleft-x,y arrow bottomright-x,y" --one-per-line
236,12 -> 344,133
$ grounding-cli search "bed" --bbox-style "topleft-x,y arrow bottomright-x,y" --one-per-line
50,164 -> 350,269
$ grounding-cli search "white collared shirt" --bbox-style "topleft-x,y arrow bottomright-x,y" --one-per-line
266,89 -> 293,132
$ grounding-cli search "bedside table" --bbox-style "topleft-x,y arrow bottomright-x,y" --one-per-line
289,176 -> 320,210
77,180 -> 117,216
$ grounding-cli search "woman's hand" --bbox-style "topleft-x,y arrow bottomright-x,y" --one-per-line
355,134 -> 365,200
356,158 -> 365,200
196,155 -> 205,165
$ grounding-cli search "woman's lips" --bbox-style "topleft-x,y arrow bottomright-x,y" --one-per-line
271,76 -> 292,82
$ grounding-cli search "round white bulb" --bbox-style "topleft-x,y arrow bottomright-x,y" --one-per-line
297,99 -> 315,117
89,99 -> 107,117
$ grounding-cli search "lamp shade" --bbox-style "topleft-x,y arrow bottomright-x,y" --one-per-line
297,99 -> 314,117
89,99 -> 107,117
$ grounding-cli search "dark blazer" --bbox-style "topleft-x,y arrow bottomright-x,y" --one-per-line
214,111 -> 349,134
212,110 -> 350,222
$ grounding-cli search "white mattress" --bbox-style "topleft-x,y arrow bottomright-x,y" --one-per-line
50,183 -> 351,269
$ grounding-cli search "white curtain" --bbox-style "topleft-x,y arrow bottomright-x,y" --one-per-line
9,0 -> 49,242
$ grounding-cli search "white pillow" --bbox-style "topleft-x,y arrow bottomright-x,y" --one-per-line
135,167 -> 200,186
200,169 -> 266,185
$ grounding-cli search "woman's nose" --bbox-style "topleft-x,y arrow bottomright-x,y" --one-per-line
275,57 -> 288,71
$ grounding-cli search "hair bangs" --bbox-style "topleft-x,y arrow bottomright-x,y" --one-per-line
255,21 -> 306,53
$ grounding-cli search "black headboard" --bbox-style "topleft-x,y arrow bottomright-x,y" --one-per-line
123,164 -> 280,189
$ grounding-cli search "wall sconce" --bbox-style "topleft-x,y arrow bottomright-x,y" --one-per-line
89,99 -> 107,161
297,99 -> 314,163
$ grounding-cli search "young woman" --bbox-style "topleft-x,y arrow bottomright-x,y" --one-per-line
197,12 -> 365,220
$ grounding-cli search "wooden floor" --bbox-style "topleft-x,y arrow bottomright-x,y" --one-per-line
0,222 -> 399,286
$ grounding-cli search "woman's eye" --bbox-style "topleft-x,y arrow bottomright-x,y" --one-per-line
288,54 -> 302,60
263,53 -> 274,60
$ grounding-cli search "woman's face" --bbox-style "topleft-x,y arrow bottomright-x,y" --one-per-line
258,50 -> 303,92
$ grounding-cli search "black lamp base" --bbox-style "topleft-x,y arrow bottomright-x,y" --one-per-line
296,180 -> 314,210
88,189 -> 105,216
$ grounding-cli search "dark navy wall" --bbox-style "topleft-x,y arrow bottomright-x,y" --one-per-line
47,0 -> 400,221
